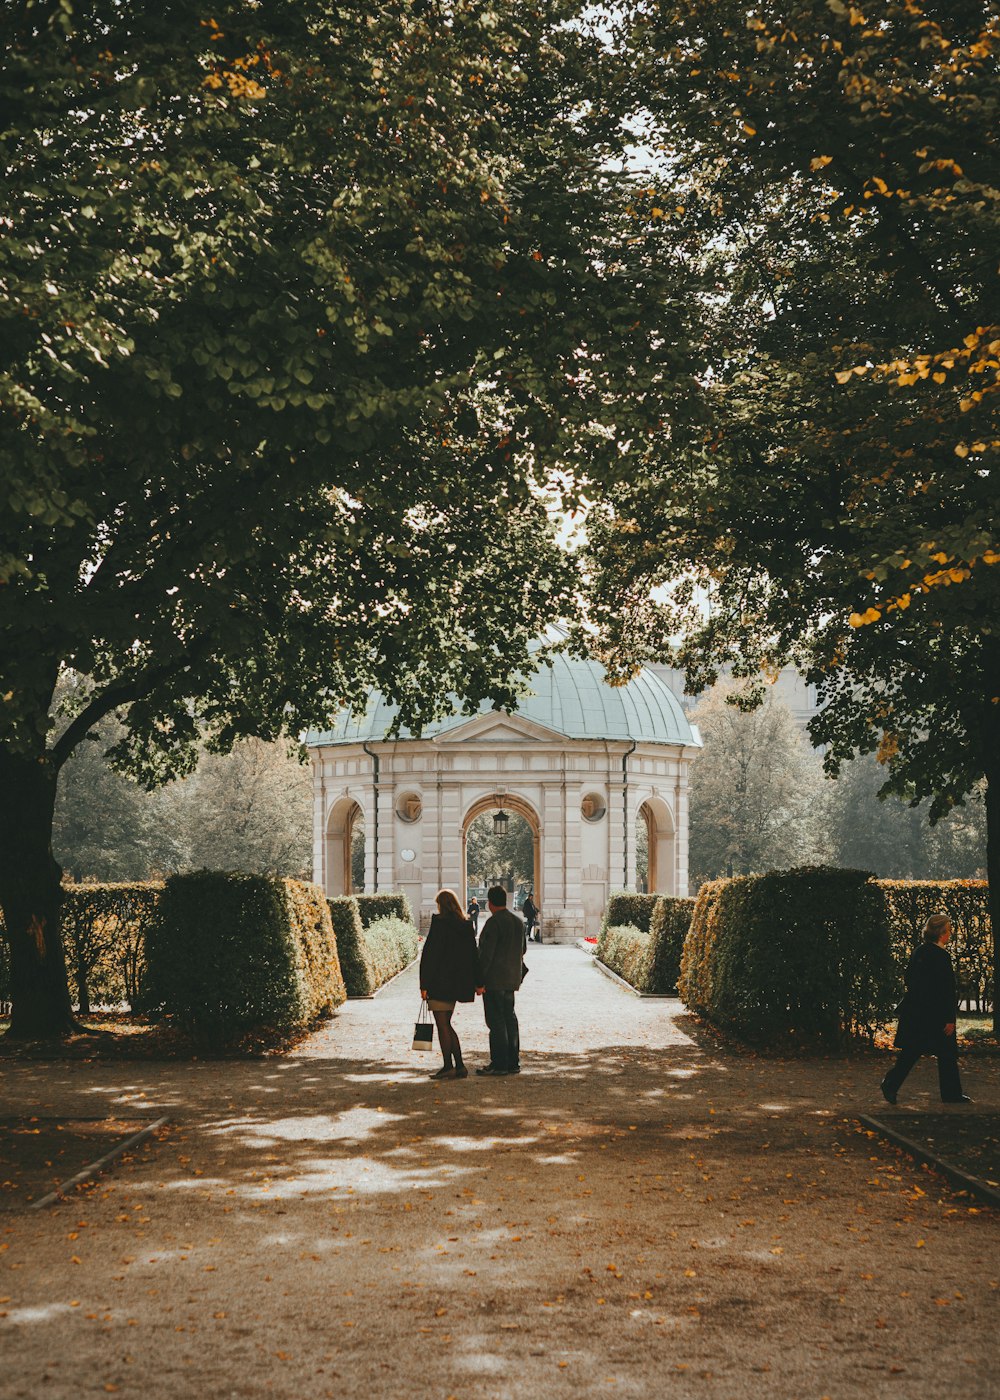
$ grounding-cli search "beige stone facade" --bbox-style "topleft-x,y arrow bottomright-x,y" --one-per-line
308,655 -> 702,941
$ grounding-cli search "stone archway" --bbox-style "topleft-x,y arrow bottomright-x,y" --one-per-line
325,797 -> 365,896
637,795 -> 676,896
462,793 -> 541,910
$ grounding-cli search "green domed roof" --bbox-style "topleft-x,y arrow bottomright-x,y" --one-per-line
307,650 -> 699,749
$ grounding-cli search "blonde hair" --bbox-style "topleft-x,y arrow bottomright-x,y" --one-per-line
436,888 -> 465,920
922,912 -> 951,943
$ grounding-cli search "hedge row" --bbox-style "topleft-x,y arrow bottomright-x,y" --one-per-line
679,866 -> 897,1046
354,893 -> 413,929
146,872 -> 346,1046
599,893 -> 661,938
328,896 -> 419,996
597,895 -> 695,994
0,882 -> 161,1014
878,880 -> 992,1009
364,917 -> 420,990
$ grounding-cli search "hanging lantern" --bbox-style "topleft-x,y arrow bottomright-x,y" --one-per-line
492,806 -> 510,838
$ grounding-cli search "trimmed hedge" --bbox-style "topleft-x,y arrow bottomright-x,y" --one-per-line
1,882 -> 162,1015
600,925 -> 654,991
62,882 -> 161,1013
354,893 -> 413,929
599,892 -> 660,939
146,872 -> 345,1045
678,879 -> 728,1015
598,895 -> 695,993
327,896 -> 370,996
878,879 -> 992,1010
364,916 -> 419,990
679,866 -> 896,1046
328,896 -> 418,996
647,895 -> 696,993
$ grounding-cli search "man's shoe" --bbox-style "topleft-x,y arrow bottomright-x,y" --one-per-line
476,1065 -> 507,1076
507,1066 -> 521,1075
942,1094 -> 973,1103
880,1079 -> 897,1105
454,1065 -> 469,1079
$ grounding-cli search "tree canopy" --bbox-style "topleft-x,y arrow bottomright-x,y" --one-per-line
0,0 -> 690,1033
584,0 -> 999,1023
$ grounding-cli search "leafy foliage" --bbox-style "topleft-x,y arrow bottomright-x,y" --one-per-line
61,882 -> 161,1014
354,894 -> 414,929
363,917 -> 420,992
588,0 -> 1000,1028
599,926 -> 655,991
688,687 -> 825,881
466,811 -> 535,892
599,893 -> 661,942
326,897 -> 370,998
678,879 -> 728,1016
679,867 -> 896,1046
648,895 -> 696,992
599,895 -> 695,993
328,896 -> 418,995
879,879 -> 992,1009
145,872 -> 344,1046
0,0 -> 693,1033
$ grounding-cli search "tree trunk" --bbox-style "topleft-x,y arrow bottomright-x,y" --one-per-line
0,749 -> 76,1038
986,754 -> 1000,1040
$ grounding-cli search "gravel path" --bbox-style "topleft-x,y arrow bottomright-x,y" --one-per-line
0,946 -> 997,1399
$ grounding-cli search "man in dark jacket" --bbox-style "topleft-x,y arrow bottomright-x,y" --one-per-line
476,885 -> 526,1077
881,912 -> 971,1104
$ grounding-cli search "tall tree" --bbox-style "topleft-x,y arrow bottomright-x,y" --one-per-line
0,0 -> 690,1033
169,739 -> 313,878
586,0 -> 1000,1027
687,686 -> 825,882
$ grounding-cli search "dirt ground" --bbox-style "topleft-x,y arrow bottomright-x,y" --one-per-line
0,945 -> 997,1400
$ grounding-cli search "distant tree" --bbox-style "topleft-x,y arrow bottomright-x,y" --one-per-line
466,813 -> 535,893
167,739 -> 312,878
688,687 -> 825,883
822,753 -> 987,880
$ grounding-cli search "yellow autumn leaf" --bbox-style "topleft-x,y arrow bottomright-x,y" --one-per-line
954,444 -> 969,457
742,123 -> 757,135
835,370 -> 852,384
810,155 -> 833,170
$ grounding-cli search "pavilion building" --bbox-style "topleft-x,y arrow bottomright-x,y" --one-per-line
307,650 -> 701,941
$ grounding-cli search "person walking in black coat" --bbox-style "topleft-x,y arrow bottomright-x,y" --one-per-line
420,888 -> 481,1081
475,885 -> 527,1077
467,896 -> 480,935
522,893 -> 539,943
881,912 -> 972,1105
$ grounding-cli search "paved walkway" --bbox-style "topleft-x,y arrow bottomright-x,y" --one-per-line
1,947 -> 997,1399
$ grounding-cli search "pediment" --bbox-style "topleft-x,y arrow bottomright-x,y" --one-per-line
435,711 -> 565,745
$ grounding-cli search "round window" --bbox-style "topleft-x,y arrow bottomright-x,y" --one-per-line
581,793 -> 607,823
395,792 -> 423,824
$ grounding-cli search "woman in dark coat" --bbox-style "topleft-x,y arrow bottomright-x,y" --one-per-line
881,912 -> 971,1105
419,888 -> 481,1081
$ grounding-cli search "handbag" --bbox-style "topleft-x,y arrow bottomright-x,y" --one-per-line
412,1000 -> 434,1052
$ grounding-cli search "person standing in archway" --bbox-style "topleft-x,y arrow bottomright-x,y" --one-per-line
522,892 -> 539,943
467,894 -> 480,935
476,885 -> 526,1076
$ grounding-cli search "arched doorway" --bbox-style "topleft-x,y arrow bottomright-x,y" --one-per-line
637,797 -> 676,895
325,798 -> 365,896
462,795 -> 540,912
